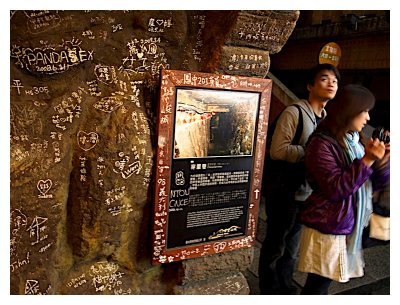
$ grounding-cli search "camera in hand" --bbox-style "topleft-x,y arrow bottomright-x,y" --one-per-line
372,126 -> 390,144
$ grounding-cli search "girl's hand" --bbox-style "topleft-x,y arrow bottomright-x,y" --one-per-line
362,138 -> 386,167
375,142 -> 390,169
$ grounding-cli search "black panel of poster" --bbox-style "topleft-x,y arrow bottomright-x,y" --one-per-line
167,88 -> 260,248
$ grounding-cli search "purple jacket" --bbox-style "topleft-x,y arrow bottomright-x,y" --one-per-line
300,132 -> 389,235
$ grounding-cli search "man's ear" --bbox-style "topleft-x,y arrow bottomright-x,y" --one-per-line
307,83 -> 312,92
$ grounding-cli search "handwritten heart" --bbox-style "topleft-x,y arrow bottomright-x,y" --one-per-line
37,179 -> 52,196
137,52 -> 144,59
77,131 -> 99,151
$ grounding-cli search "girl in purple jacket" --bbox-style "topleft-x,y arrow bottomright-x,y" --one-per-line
298,84 -> 390,294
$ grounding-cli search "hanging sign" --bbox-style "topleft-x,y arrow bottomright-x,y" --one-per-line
319,42 -> 341,67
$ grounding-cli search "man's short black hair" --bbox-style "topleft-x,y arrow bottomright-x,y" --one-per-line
307,63 -> 341,86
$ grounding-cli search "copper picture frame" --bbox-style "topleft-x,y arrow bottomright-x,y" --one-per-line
152,69 -> 271,264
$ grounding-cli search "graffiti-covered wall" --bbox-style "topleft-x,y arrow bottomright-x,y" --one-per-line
10,10 -> 299,294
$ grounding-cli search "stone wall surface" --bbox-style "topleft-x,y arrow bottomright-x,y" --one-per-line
10,10 -> 298,295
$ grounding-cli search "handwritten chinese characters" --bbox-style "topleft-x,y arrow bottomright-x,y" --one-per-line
121,37 -> 170,76
191,15 -> 205,62
24,10 -> 61,34
219,46 -> 270,77
52,87 -> 85,131
113,151 -> 142,179
227,12 -> 298,52
77,131 -> 99,151
148,17 -> 172,33
64,261 -> 132,294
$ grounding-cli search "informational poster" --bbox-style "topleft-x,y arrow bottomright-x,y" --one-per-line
152,69 -> 271,264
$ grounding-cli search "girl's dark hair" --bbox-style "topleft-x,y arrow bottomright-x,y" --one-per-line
307,63 -> 341,86
317,84 -> 375,147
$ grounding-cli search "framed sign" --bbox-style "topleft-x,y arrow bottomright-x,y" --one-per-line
152,69 -> 271,264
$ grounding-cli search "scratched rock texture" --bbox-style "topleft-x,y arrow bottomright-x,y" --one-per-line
217,46 -> 271,77
173,272 -> 250,295
179,248 -> 253,284
10,10 -> 298,295
225,11 -> 300,54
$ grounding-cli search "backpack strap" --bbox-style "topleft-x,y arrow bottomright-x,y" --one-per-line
266,104 -> 304,152
291,104 -> 303,145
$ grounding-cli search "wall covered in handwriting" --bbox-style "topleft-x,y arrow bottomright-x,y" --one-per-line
10,10 -> 298,294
